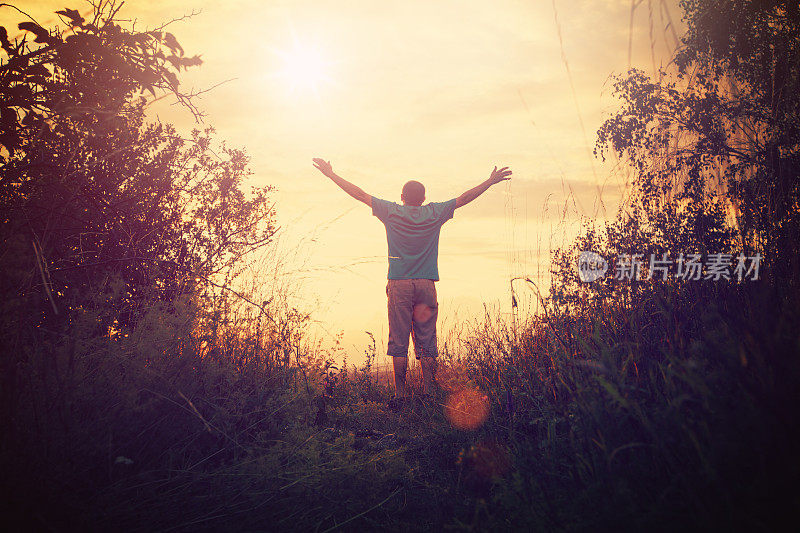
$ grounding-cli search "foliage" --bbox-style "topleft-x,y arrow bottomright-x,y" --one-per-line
593,1 -> 800,288
4,275 -> 796,531
0,2 -> 276,413
461,281 -> 799,531
0,1 -> 202,157
0,3 -> 278,520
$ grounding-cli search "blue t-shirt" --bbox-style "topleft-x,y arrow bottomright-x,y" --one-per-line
372,196 -> 457,280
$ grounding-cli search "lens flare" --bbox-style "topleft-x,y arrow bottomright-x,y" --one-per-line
413,303 -> 432,322
445,388 -> 490,430
458,440 -> 511,479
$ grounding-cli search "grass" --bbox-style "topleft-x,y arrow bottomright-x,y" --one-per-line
1,276 -> 798,532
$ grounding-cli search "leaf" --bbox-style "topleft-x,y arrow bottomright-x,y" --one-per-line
163,32 -> 183,55
27,75 -> 48,86
0,106 -> 18,127
0,26 -> 11,52
21,110 -> 48,130
55,8 -> 85,27
5,84 -> 33,104
133,32 -> 153,45
25,76 -> 47,86
164,70 -> 179,88
0,132 -> 18,153
166,55 -> 181,69
18,22 -> 55,45
181,55 -> 202,68
597,376 -> 629,410
27,63 -> 50,77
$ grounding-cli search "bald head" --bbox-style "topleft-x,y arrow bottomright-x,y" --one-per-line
401,180 -> 425,206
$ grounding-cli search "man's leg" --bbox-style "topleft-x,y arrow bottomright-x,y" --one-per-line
387,280 -> 413,399
392,356 -> 409,398
420,356 -> 437,395
411,279 -> 439,395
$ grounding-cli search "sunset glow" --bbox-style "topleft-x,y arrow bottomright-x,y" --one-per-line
2,0 -> 684,362
272,39 -> 333,96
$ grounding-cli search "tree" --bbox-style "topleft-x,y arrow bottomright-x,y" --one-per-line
0,3 -> 203,158
0,3 -> 276,420
592,0 -> 800,291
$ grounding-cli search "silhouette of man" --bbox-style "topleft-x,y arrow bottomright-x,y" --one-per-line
312,158 -> 512,405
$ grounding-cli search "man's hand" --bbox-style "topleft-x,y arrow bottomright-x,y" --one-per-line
455,165 -> 513,208
313,158 -> 334,178
313,158 -> 372,207
489,166 -> 512,185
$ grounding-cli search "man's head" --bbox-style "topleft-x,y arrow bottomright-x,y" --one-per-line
401,180 -> 425,206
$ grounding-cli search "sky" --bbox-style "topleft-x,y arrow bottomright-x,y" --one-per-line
6,0 -> 684,362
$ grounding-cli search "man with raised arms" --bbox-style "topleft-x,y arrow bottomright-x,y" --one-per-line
312,158 -> 512,407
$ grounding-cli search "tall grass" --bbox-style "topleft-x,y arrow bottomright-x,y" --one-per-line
3,262 -> 796,531
459,278 -> 799,531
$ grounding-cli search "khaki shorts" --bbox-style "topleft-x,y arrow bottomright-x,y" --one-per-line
386,279 -> 439,359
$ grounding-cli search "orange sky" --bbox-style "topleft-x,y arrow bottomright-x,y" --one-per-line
7,0 -> 683,361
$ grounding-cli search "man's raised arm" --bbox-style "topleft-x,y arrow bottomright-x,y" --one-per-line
455,166 -> 512,208
313,158 -> 372,207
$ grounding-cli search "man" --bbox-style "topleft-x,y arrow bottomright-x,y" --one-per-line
312,158 -> 512,405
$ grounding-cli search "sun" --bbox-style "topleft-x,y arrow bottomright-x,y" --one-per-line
273,39 -> 334,97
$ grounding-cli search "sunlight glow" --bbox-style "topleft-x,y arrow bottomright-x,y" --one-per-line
273,39 -> 333,97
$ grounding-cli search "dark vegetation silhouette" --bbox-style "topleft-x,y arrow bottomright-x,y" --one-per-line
1,1 -> 798,531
